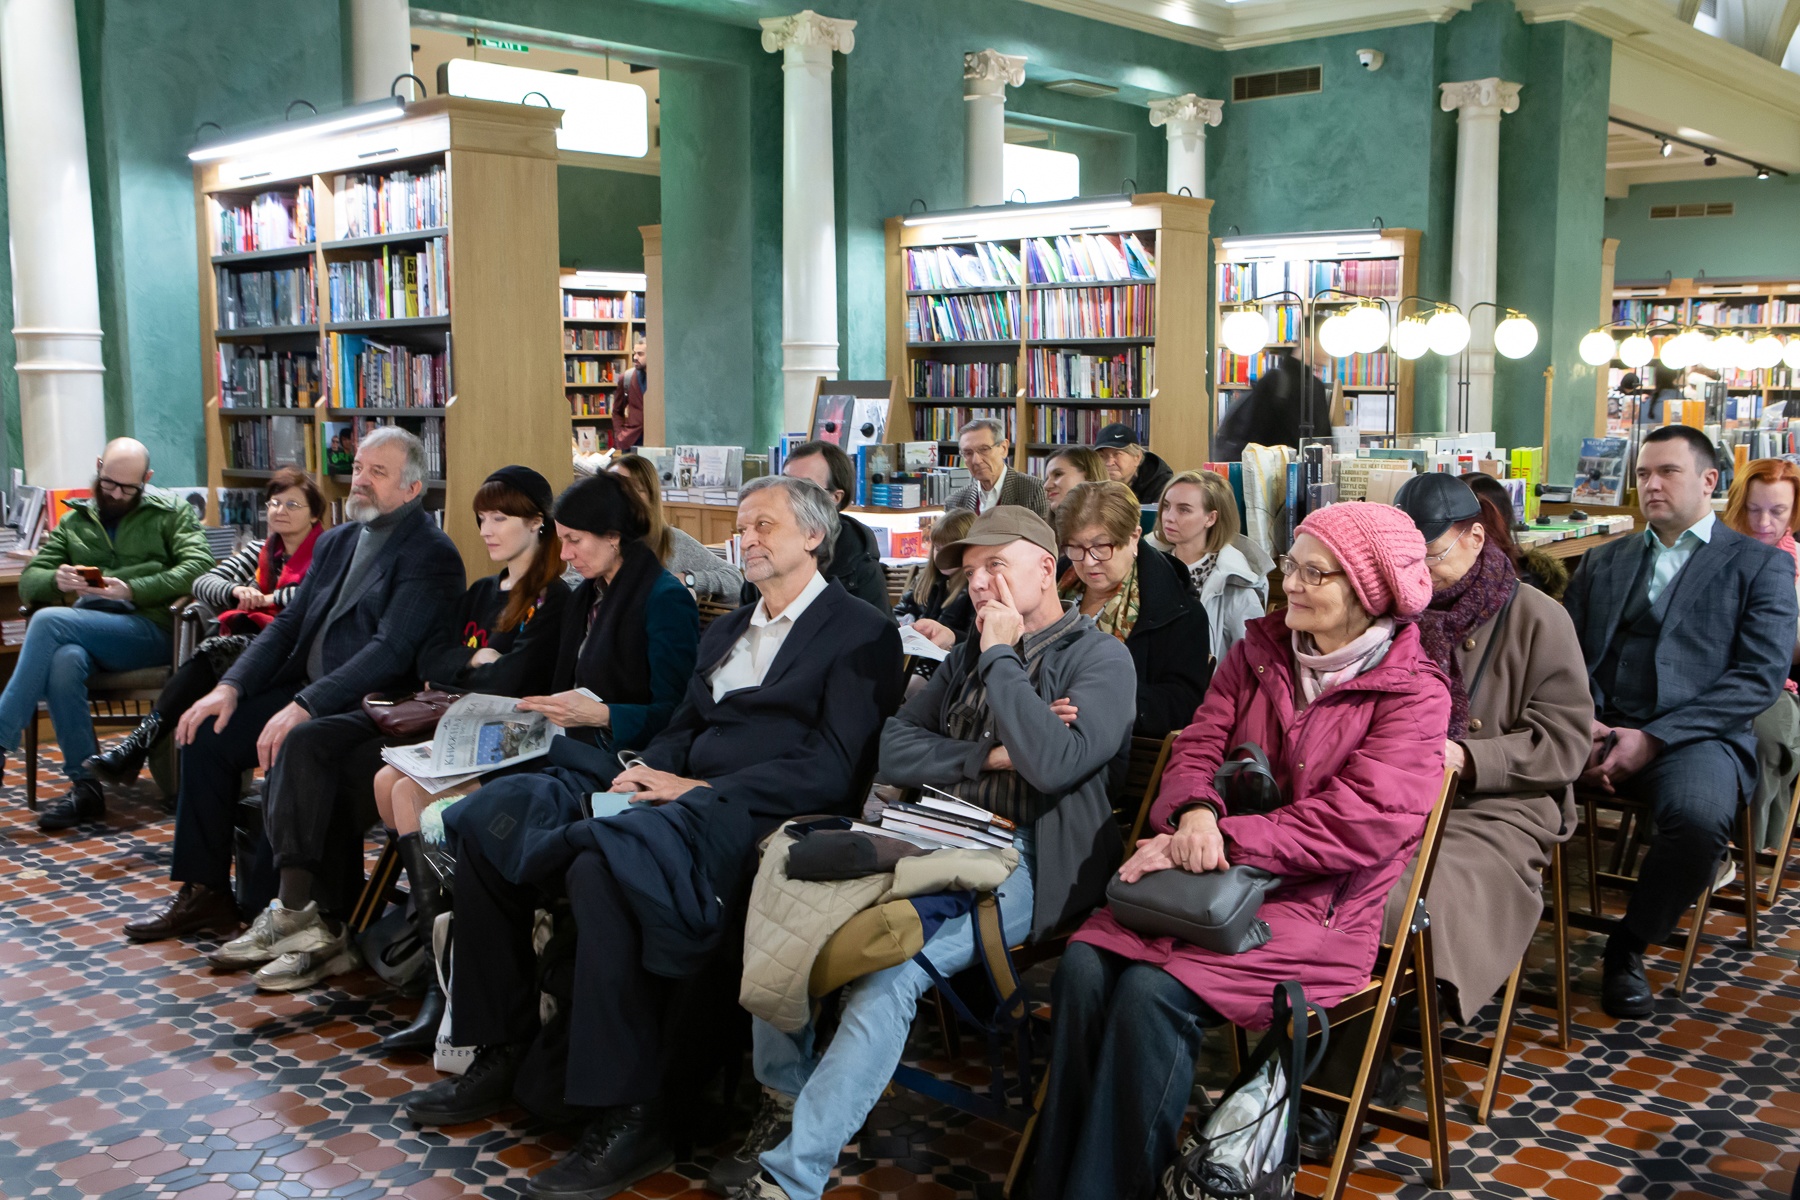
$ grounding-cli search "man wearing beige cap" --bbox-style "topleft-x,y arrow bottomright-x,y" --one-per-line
716,505 -> 1136,1200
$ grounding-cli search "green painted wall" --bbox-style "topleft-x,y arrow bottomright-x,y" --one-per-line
1495,20 -> 1611,473
1605,175 -> 1800,282
558,167 -> 661,272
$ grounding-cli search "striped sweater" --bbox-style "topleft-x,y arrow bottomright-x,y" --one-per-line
190,540 -> 304,612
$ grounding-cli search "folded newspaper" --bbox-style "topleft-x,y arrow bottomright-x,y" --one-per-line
378,693 -> 561,792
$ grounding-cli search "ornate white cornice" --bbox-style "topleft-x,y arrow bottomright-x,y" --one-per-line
759,10 -> 856,56
963,49 -> 1027,91
1149,94 -> 1224,129
1439,77 -> 1522,114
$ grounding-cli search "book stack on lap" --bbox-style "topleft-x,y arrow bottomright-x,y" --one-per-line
879,788 -> 1016,850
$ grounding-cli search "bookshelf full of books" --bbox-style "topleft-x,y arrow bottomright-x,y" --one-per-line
885,194 -> 1213,472
562,270 -> 648,456
1212,228 -> 1421,441
195,97 -> 570,575
1607,277 -> 1800,418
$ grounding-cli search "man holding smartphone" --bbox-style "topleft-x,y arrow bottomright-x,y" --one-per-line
0,438 -> 214,831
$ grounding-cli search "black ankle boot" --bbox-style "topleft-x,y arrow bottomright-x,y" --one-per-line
83,711 -> 164,785
379,833 -> 450,1055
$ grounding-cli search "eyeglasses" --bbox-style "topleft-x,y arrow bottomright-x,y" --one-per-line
960,442 -> 1004,456
1063,542 -> 1117,564
1425,525 -> 1471,565
265,498 -> 309,513
96,477 -> 143,498
1277,554 -> 1346,587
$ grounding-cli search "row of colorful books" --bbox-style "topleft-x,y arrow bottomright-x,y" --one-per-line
219,346 -> 319,409
215,187 -> 315,254
325,238 -> 447,323
910,359 -> 1015,398
1025,346 -> 1153,399
216,262 -> 316,329
1025,285 -> 1154,340
1027,405 -> 1147,444
333,165 -> 447,239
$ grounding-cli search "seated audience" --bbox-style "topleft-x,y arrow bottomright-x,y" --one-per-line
401,475 -> 903,1200
719,505 -> 1136,1200
1720,458 -> 1800,851
84,467 -> 324,792
1093,422 -> 1172,504
1563,425 -> 1796,1018
1040,446 -> 1107,515
1057,481 -> 1212,737
946,418 -> 1050,518
740,440 -> 890,614
894,509 -> 975,647
1156,468 -> 1271,661
1034,502 -> 1448,1200
1463,471 -> 1568,600
3,437 -> 213,831
610,451 -> 744,598
123,429 -> 463,949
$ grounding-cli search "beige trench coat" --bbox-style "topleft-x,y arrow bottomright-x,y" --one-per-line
1384,581 -> 1594,1021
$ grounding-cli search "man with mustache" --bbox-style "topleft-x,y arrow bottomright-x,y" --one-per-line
2,438 -> 214,831
124,427 -> 464,953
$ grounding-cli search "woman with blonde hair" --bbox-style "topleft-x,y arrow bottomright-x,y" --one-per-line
1722,457 -> 1800,850
608,452 -> 743,598
1156,468 -> 1272,660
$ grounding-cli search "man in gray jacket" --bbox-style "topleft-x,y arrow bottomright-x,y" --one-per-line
715,506 -> 1137,1200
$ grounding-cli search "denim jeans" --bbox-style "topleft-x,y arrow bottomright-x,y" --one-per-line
0,606 -> 169,780
752,842 -> 1036,1200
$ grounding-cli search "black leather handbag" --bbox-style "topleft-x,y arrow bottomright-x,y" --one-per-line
1213,743 -> 1283,816
1105,865 -> 1282,954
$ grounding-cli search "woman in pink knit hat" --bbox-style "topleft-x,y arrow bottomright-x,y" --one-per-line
1029,501 -> 1451,1200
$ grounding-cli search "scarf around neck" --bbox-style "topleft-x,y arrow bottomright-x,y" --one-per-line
218,523 -> 322,634
1292,617 -> 1396,705
1415,536 -> 1517,739
1060,557 -> 1142,642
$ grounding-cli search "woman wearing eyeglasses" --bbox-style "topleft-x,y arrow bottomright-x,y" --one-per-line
1056,481 -> 1212,737
1031,501 -> 1448,1200
84,466 -> 326,787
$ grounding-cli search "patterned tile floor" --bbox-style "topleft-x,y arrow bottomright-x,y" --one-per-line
0,744 -> 1797,1200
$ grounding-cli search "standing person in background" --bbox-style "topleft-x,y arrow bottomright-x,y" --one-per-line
740,440 -> 890,615
615,336 -> 648,452
946,418 -> 1050,518
1209,348 -> 1333,464
610,453 -> 744,598
1156,469 -> 1271,662
1092,423 -> 1173,505
1040,446 -> 1107,516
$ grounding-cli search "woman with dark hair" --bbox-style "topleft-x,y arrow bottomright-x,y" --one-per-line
608,453 -> 743,598
1041,446 -> 1107,514
84,466 -> 327,788
1463,471 -> 1568,600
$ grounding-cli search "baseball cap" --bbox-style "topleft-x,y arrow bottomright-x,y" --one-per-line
1093,423 -> 1143,451
935,505 -> 1059,571
1393,471 -> 1482,543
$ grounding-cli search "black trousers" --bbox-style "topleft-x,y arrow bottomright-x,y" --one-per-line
451,840 -> 671,1109
170,685 -> 299,891
1612,737 -> 1742,946
153,655 -> 221,724
263,710 -> 390,878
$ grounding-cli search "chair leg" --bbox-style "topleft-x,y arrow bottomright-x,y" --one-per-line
1410,925 -> 1450,1188
347,839 -> 404,936
1739,804 -> 1759,951
1549,841 -> 1571,1051
1674,879 -> 1716,999
1476,958 -> 1524,1125
1002,1069 -> 1052,1199
23,713 -> 38,811
1582,797 -> 1601,917
1320,1006 -> 1396,1200
1767,783 -> 1800,908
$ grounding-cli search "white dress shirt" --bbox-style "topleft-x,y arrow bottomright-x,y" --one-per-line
708,568 -> 830,700
976,464 -> 1007,514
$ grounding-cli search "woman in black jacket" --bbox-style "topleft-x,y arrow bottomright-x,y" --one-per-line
1056,481 -> 1213,737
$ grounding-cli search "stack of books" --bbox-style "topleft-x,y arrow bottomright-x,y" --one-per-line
879,788 -> 1016,850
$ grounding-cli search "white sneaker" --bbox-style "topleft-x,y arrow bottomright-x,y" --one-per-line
252,920 -> 360,992
1713,856 -> 1738,894
208,899 -> 322,970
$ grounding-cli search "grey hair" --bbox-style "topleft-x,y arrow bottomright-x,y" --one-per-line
742,474 -> 838,569
358,426 -> 428,488
957,417 -> 1006,444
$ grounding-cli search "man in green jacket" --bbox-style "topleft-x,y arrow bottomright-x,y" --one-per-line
1,438 -> 214,831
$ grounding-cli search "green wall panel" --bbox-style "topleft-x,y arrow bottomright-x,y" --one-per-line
557,167 -> 661,273
1606,175 -> 1800,282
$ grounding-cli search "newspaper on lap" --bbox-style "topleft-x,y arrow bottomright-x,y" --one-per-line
378,693 -> 561,793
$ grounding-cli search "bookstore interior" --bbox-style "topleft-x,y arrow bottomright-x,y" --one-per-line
1,1 -> 1800,1199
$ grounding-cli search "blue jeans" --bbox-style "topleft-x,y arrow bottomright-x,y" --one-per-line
752,847 -> 1036,1200
0,606 -> 169,780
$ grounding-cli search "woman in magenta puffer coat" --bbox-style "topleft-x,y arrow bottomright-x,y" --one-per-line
1032,502 -> 1451,1200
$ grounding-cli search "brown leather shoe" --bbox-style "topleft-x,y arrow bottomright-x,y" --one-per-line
124,882 -> 239,943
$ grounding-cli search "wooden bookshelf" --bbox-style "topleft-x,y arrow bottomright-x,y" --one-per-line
194,96 -> 571,576
562,269 -> 647,455
884,194 -> 1214,473
1610,276 -> 1800,401
1213,228 -> 1422,442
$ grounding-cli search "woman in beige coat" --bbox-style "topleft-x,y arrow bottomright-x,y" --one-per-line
1391,474 -> 1593,1021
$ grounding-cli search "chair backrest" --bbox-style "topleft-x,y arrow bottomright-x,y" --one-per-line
886,564 -> 911,606
1122,733 -> 1178,849
696,596 -> 738,629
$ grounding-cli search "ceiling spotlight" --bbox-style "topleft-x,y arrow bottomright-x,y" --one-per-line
1704,153 -> 1718,167
1758,166 -> 1772,180
1660,139 -> 1673,158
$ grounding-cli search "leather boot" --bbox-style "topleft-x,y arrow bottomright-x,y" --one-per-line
84,711 -> 165,785
379,833 -> 449,1054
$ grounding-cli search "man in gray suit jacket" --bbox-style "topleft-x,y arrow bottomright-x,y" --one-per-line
1564,424 -> 1797,1019
947,418 -> 1050,519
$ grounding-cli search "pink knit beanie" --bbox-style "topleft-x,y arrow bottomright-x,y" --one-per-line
1293,501 -> 1432,619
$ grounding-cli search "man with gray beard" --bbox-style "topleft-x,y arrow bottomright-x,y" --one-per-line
125,428 -> 463,948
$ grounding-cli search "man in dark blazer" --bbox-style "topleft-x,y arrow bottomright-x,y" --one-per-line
946,417 -> 1051,518
124,428 -> 464,946
404,475 -> 903,1200
1564,424 -> 1796,1019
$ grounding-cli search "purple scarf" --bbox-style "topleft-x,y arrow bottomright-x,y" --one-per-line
1416,536 -> 1517,740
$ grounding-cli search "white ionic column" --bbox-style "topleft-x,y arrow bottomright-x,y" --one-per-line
349,0 -> 413,103
761,11 -> 855,433
963,50 -> 1025,207
1440,77 -> 1520,434
0,0 -> 104,487
1148,95 -> 1222,198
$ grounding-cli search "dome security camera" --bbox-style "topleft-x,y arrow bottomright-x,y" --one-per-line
1356,48 -> 1384,71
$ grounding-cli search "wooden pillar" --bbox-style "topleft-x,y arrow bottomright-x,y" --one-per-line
640,223 -> 665,445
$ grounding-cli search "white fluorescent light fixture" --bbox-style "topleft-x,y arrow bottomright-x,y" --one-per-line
441,58 -> 648,157
188,97 -> 406,162
901,195 -> 1133,227
1218,229 -> 1387,259
564,271 -> 647,291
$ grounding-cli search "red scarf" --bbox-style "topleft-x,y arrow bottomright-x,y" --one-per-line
218,523 -> 322,634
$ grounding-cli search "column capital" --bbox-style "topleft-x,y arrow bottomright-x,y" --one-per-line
1438,77 -> 1520,116
1148,94 -> 1223,130
963,49 -> 1026,99
759,10 -> 856,57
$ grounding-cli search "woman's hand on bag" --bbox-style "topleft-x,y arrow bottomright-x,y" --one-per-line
1169,806 -> 1230,873
515,690 -> 608,729
1118,833 -> 1177,883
